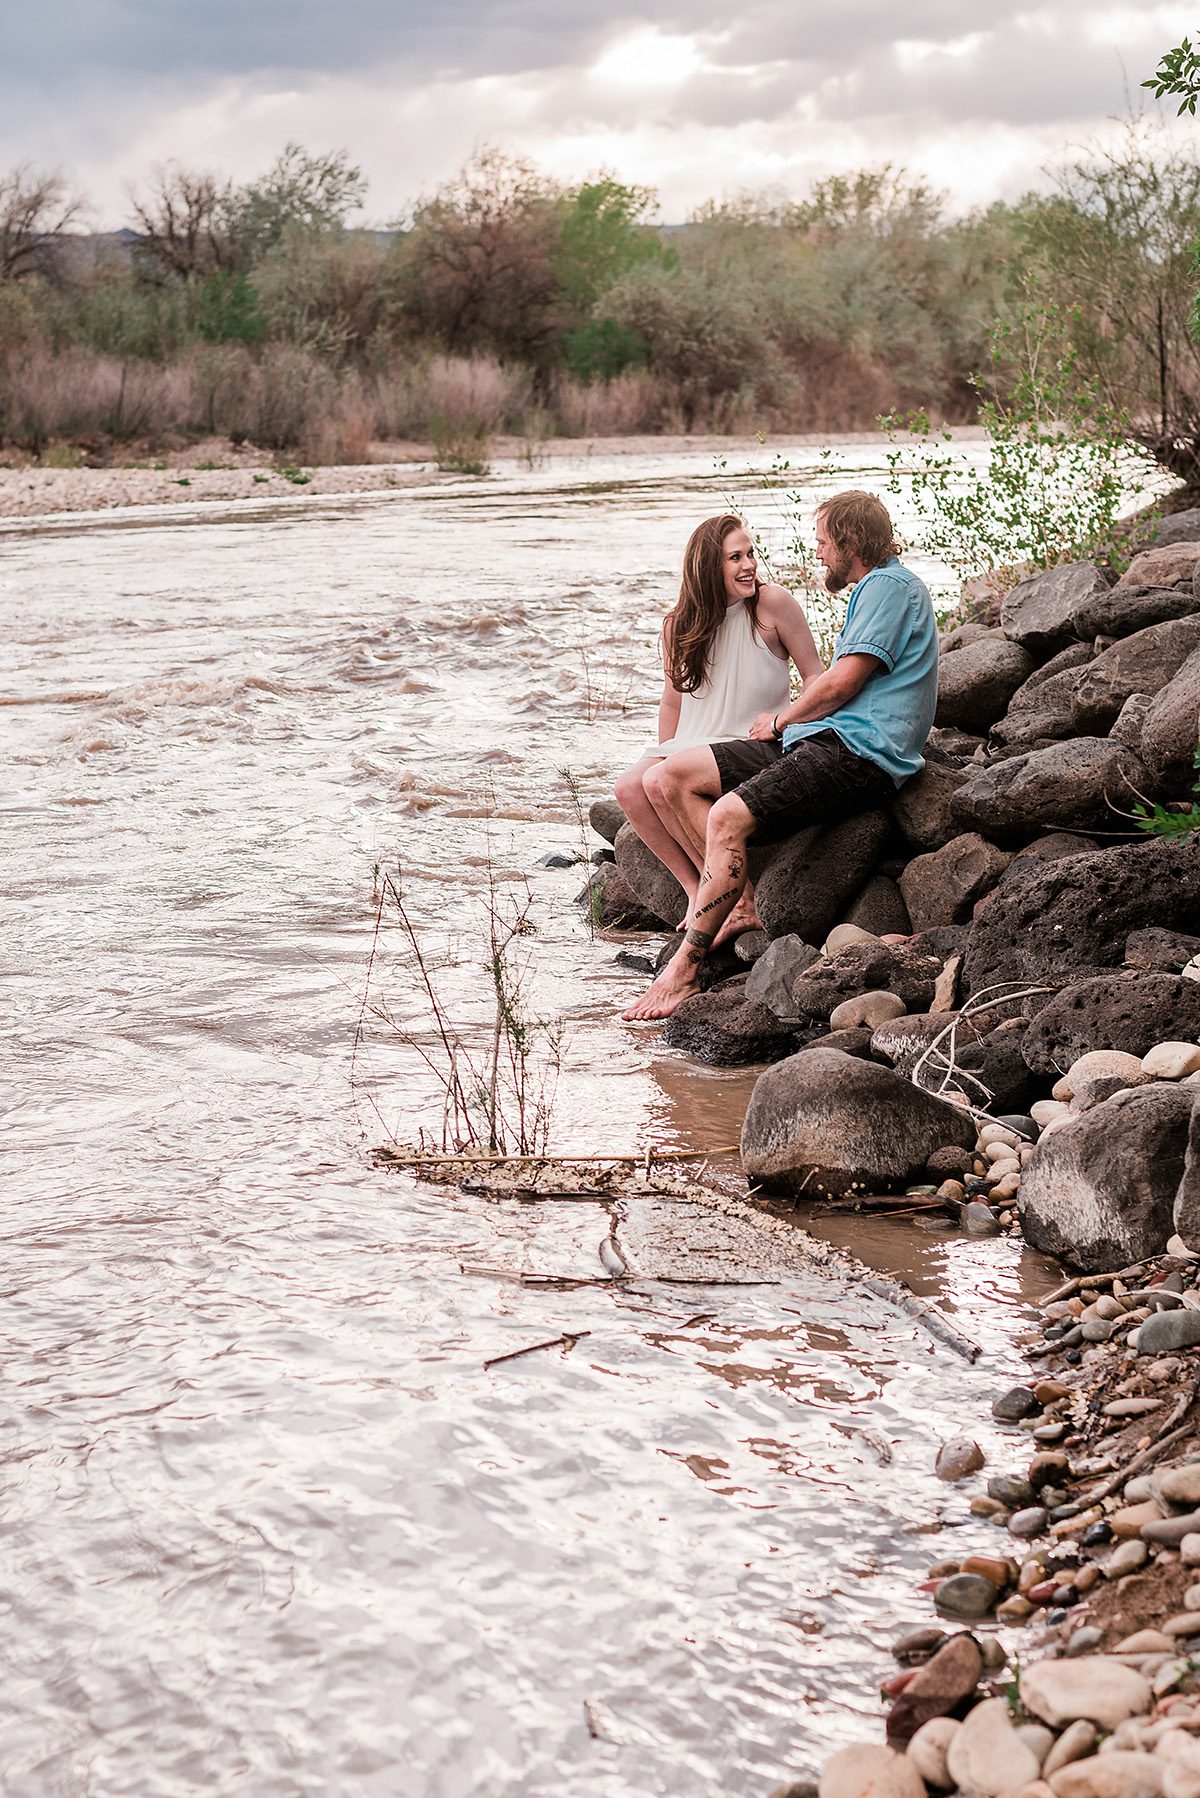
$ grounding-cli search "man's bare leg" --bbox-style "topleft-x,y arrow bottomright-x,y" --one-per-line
614,757 -> 704,911
623,795 -> 755,1021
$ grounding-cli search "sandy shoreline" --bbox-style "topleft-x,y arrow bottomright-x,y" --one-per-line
0,428 -> 986,521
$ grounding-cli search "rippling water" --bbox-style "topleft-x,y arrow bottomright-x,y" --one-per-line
3,443 -> 1052,1796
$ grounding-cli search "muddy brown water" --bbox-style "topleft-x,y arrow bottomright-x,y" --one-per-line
3,444 -> 1060,1796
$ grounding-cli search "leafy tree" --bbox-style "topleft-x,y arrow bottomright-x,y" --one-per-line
554,176 -> 669,378
1144,37 -> 1200,113
602,261 -> 779,426
388,148 -> 564,374
1018,122 -> 1200,478
224,144 -> 366,263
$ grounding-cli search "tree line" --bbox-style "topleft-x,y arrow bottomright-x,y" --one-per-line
2,125 -> 1200,475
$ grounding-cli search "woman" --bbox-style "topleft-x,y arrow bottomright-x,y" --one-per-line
614,513 -> 823,940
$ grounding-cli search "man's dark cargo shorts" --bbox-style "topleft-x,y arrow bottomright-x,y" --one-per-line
710,728 -> 897,844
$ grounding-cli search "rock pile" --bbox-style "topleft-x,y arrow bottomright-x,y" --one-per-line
590,538 -> 1200,1267
780,1243 -> 1200,1798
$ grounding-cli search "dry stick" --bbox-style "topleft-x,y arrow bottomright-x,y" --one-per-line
483,1330 -> 591,1370
908,980 -> 1060,1118
862,1274 -> 982,1362
376,1145 -> 739,1167
1056,1387 -> 1199,1518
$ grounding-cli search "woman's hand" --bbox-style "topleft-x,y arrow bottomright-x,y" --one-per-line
749,711 -> 779,740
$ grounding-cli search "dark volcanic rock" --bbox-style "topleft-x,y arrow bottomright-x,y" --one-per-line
889,760 -> 970,852
1022,973 -> 1200,1074
589,797 -> 627,844
1073,581 -> 1200,640
790,941 -> 942,1021
935,637 -> 1035,730
1071,616 -> 1200,734
841,873 -> 911,938
870,1011 -> 976,1077
1141,646 -> 1200,791
584,866 -> 671,931
1109,692 -> 1155,751
956,1026 -> 1040,1113
951,739 -> 1153,841
899,832 -> 1013,933
661,988 -> 804,1066
1125,926 -> 1200,972
740,1049 -> 977,1198
613,823 -> 685,928
802,1025 -> 877,1058
962,836 -> 1200,996
756,811 -> 891,943
1000,561 -> 1110,656
1020,1085 -> 1195,1269
885,1633 -> 985,1749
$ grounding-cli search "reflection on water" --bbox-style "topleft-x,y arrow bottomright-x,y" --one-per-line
1,443 -> 1052,1795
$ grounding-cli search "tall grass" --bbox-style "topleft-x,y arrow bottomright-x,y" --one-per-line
0,339 -> 970,465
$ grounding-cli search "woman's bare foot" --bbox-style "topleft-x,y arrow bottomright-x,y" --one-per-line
710,888 -> 761,947
622,951 -> 701,1020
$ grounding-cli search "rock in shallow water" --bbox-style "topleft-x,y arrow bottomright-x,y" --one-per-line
935,1436 -> 984,1480
740,1049 -> 976,1199
933,1572 -> 997,1619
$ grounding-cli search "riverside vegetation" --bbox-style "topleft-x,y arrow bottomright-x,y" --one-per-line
5,119 -> 1200,472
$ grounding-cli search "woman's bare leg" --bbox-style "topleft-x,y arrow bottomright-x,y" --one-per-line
614,758 -> 704,917
645,748 -> 760,940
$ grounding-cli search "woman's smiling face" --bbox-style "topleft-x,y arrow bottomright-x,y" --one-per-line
721,527 -> 757,603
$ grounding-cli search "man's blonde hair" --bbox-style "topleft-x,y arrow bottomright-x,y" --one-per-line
818,491 -> 899,570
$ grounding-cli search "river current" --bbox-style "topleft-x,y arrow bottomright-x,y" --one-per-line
3,442 -> 1049,1796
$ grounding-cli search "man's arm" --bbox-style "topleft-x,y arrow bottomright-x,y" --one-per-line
748,653 -> 883,739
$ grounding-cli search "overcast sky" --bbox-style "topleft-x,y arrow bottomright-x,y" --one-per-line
6,1 -> 1198,228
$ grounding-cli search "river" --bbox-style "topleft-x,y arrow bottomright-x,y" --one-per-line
2,441 -> 1049,1796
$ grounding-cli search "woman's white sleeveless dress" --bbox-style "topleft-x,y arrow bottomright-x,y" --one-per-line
647,602 -> 790,757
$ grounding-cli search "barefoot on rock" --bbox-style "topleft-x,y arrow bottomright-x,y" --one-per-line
622,950 -> 702,1020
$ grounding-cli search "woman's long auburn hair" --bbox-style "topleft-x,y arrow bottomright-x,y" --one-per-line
665,514 -> 760,694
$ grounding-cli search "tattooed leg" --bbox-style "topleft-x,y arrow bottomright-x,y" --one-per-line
622,795 -> 755,1022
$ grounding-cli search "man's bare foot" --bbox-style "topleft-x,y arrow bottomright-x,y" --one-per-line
711,890 -> 762,948
622,953 -> 701,1020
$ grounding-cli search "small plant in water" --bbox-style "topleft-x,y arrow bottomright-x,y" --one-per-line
430,413 -> 492,476
559,765 -> 597,940
278,465 -> 313,485
357,859 -> 564,1155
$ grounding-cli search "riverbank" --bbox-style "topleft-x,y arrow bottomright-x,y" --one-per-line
0,427 -> 985,518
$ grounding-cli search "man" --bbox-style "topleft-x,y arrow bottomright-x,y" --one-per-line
623,490 -> 938,1021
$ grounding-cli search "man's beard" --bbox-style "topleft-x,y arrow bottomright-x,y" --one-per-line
824,557 -> 853,592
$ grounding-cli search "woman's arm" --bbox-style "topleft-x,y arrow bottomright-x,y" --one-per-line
758,584 -> 824,684
657,614 -> 683,743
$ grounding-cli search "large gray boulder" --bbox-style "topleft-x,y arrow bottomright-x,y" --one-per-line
1071,616 -> 1200,735
1134,506 -> 1200,550
934,637 -> 1035,730
1022,972 -> 1200,1074
589,798 -> 626,844
1140,646 -> 1200,790
1117,542 -> 1200,591
585,865 -> 673,931
756,811 -> 890,942
1173,1098 -> 1200,1251
1000,562 -> 1109,657
1020,1085 -> 1195,1269
745,934 -> 819,1020
899,833 -> 1013,933
889,760 -> 969,852
741,1049 -> 977,1198
962,835 -> 1200,995
1073,582 -> 1200,640
951,738 -> 1153,841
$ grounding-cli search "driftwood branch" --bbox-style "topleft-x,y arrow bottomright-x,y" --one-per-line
483,1330 -> 591,1370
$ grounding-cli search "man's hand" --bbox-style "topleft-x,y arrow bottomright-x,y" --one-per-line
749,711 -> 779,740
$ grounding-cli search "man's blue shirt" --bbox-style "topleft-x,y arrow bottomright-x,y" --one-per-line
782,557 -> 938,785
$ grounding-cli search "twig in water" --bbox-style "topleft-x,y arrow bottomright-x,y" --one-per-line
483,1330 -> 591,1370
